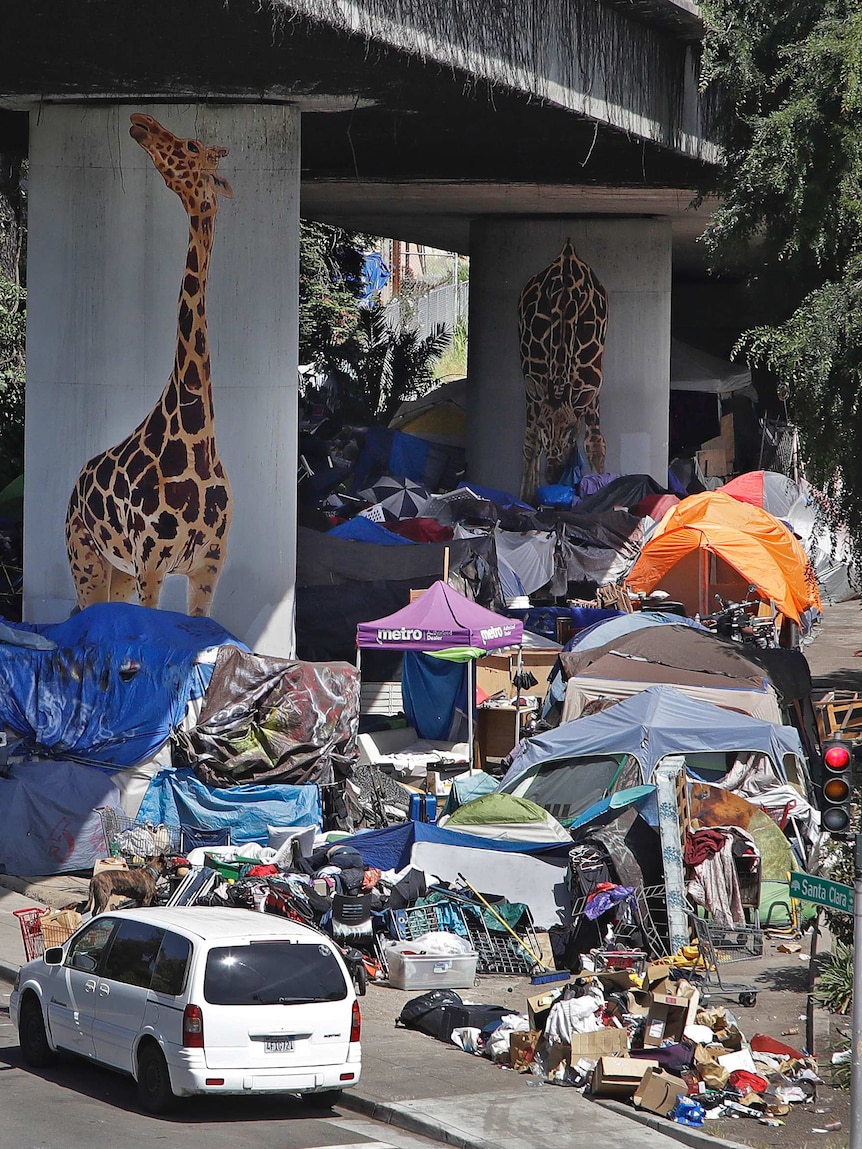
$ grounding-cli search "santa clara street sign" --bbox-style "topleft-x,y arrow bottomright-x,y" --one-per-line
790,871 -> 853,914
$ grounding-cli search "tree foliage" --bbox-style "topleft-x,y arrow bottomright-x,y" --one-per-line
299,220 -> 368,365
700,1 -> 862,540
322,300 -> 452,425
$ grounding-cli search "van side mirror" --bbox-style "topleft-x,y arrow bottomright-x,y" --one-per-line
43,947 -> 64,965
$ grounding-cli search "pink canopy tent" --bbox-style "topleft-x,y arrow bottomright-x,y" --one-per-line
356,581 -> 524,772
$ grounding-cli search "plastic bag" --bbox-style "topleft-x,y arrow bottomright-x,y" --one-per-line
388,931 -> 473,956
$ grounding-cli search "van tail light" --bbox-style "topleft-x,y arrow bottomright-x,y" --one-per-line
350,1000 -> 361,1044
182,1004 -> 204,1048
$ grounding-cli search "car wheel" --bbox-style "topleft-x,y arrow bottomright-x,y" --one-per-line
19,996 -> 58,1068
137,1043 -> 177,1115
301,1088 -> 343,1108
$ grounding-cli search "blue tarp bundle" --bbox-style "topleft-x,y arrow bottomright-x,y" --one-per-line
328,516 -> 413,545
0,603 -> 246,769
136,767 -> 322,846
335,820 -> 571,873
0,759 -> 121,874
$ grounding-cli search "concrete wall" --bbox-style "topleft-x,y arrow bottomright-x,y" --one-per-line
24,103 -> 300,656
467,217 -> 672,495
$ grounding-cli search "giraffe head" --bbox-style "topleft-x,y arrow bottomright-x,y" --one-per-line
130,113 -> 233,215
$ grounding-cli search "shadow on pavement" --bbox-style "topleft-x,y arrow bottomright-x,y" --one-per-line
0,1042 -> 341,1123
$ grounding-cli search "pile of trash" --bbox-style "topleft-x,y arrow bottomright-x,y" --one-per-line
396,957 -> 823,1129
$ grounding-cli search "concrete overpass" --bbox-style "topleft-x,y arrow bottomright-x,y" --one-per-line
1,0 -> 719,654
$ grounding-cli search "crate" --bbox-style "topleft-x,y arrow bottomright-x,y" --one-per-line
390,902 -> 470,943
386,949 -> 478,991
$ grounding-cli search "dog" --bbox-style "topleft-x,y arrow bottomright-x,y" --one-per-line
84,854 -> 170,916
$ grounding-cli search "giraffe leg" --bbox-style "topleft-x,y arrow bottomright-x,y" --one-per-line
135,562 -> 167,610
65,514 -> 112,608
584,406 -> 606,475
521,415 -> 542,503
108,566 -> 137,603
186,547 -> 224,617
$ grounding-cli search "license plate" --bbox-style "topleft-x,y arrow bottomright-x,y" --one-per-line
264,1038 -> 294,1053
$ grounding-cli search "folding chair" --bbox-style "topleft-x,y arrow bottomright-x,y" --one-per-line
179,824 -> 232,853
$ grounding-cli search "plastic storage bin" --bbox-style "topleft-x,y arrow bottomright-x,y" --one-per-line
386,949 -> 479,990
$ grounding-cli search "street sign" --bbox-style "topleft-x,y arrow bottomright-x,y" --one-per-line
790,871 -> 854,914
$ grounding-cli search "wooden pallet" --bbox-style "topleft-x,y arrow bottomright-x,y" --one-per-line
813,690 -> 862,742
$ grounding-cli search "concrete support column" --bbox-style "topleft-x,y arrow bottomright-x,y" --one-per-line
25,102 -> 300,655
467,217 -> 671,495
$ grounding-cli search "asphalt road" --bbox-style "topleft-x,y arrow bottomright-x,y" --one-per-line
0,983 -> 437,1149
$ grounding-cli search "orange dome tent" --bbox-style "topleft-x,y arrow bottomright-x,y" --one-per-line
627,491 -> 821,623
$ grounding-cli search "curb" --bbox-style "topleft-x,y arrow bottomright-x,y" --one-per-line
596,1098 -> 751,1149
338,1090 -> 502,1149
0,958 -> 19,985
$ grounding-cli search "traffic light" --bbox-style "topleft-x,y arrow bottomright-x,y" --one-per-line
821,737 -> 854,833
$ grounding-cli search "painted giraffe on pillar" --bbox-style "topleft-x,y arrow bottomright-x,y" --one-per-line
518,239 -> 608,502
65,113 -> 233,616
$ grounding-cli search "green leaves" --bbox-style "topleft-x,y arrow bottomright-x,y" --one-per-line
701,0 -> 862,545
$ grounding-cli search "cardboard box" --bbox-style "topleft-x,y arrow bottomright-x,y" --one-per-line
527,986 -> 565,1031
644,988 -> 701,1047
510,1029 -> 543,1071
633,1067 -> 690,1117
591,1056 -> 660,1098
39,909 -> 82,947
475,651 -> 557,700
570,1028 -> 629,1062
93,857 -> 129,876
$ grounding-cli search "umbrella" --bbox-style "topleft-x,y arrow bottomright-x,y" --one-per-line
357,476 -> 430,521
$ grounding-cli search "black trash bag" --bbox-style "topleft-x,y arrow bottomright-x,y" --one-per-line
397,989 -> 464,1039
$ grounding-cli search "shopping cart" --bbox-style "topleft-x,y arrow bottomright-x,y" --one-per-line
96,806 -> 181,860
686,913 -> 762,1007
13,908 -> 47,961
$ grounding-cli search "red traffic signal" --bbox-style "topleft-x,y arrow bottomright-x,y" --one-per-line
821,737 -> 854,834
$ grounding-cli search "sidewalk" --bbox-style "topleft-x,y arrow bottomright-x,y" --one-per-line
0,874 -> 739,1149
2,603 -> 858,1149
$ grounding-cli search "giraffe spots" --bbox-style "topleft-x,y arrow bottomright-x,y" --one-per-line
195,329 -> 206,356
141,536 -> 156,565
187,247 -> 199,273
154,511 -> 179,540
99,525 -> 111,544
165,479 -> 200,523
204,484 -> 229,528
164,381 -> 179,412
184,273 -> 200,298
114,473 -> 129,502
169,416 -> 179,436
183,359 -> 201,389
159,545 -> 173,564
138,466 -> 161,516
181,394 -> 206,435
143,407 -> 167,455
179,300 -> 194,341
161,439 -> 188,477
131,512 -> 145,534
126,449 -> 151,482
193,440 -> 211,480
87,489 -> 104,522
95,456 -> 115,489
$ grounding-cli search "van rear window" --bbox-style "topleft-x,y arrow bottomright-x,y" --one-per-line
203,942 -> 348,1006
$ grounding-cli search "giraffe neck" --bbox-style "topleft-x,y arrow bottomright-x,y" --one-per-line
164,214 -> 217,428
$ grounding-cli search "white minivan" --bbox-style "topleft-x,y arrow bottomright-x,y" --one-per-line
11,905 -> 361,1114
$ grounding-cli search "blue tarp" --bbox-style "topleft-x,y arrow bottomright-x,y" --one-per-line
402,651 -> 465,740
456,481 -> 533,511
0,603 -> 246,769
335,820 -> 572,873
564,610 -> 708,652
328,517 -> 413,545
136,767 -> 322,846
0,760 -> 120,874
502,684 -> 805,789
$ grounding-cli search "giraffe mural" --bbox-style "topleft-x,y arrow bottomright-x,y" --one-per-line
518,239 -> 609,502
65,113 -> 233,617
